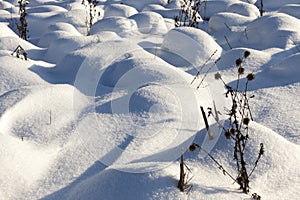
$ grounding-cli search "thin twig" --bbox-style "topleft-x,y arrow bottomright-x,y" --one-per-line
192,144 -> 236,182
191,49 -> 218,84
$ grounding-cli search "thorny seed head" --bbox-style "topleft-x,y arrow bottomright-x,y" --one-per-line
189,143 -> 197,152
259,143 -> 264,155
244,51 -> 250,58
246,73 -> 255,81
236,58 -> 242,66
243,117 -> 250,125
238,67 -> 245,74
214,72 -> 222,80
230,128 -> 235,134
225,131 -> 231,139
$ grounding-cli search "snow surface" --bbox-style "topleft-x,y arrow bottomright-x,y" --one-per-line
0,0 -> 299,199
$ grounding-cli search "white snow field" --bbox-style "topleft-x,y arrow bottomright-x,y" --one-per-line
0,0 -> 299,199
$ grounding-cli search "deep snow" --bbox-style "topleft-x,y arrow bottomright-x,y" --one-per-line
0,0 -> 299,199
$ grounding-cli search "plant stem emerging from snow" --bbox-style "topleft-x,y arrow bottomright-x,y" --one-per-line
16,0 -> 29,40
189,143 -> 236,181
191,51 -> 264,196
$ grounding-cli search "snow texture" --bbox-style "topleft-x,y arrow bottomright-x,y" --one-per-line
0,0 -> 299,199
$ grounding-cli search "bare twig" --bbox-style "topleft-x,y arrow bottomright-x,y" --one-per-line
200,106 -> 213,140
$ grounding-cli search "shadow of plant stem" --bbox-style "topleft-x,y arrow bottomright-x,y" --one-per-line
189,51 -> 264,197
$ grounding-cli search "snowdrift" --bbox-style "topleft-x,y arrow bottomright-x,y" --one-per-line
242,13 -> 300,49
162,27 -> 222,68
0,0 -> 299,200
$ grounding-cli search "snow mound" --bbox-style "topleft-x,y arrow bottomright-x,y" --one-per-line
44,22 -> 82,34
239,0 -> 257,4
45,36 -> 93,63
228,2 -> 260,18
0,1 -> 13,9
27,5 -> 67,13
143,4 -> 181,19
259,0 -> 300,11
57,168 -> 183,200
0,85 -> 88,144
162,27 -> 222,68
0,23 -> 18,38
45,121 -> 300,200
199,0 -> 237,19
0,133 -> 60,200
208,12 -> 254,32
28,13 -> 67,40
39,22 -> 82,47
143,4 -> 165,11
278,4 -> 300,19
122,0 -> 168,11
0,36 -> 40,52
62,8 -> 93,34
267,52 -> 300,81
242,13 -> 300,49
216,48 -> 271,72
0,0 -> 299,199
0,9 -> 10,15
89,16 -> 138,37
99,51 -> 184,88
0,56 -> 45,94
51,50 -> 86,83
246,122 -> 300,199
129,11 -> 168,34
0,85 -> 89,199
104,3 -> 138,18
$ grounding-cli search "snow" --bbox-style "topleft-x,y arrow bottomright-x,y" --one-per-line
199,0 -> 237,19
129,11 -> 168,34
162,27 -> 222,69
104,3 -> 138,18
208,12 -> 254,32
242,13 -> 300,49
278,4 -> 300,20
260,0 -> 300,11
0,23 -> 19,38
227,2 -> 260,18
268,52 -> 300,79
89,16 -> 138,37
122,0 -> 168,11
0,0 -> 299,199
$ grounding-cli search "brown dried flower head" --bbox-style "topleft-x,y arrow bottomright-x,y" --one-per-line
214,72 -> 222,80
246,73 -> 255,81
225,131 -> 231,139
236,58 -> 243,66
244,51 -> 250,58
189,143 -> 197,152
243,117 -> 250,125
238,67 -> 245,74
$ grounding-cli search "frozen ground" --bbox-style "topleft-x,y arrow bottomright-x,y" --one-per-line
0,0 -> 299,199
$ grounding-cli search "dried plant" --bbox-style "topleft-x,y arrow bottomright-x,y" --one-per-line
11,45 -> 28,60
259,0 -> 264,16
16,0 -> 29,40
190,51 -> 264,197
177,151 -> 193,193
175,0 -> 201,28
82,0 -> 100,32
